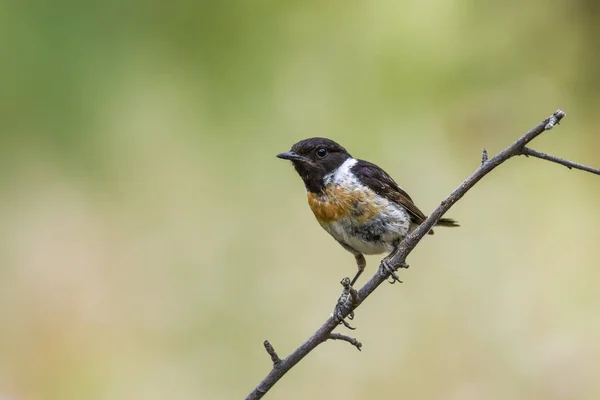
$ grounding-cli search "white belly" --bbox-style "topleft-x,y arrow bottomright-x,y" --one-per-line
315,157 -> 412,255
321,200 -> 411,255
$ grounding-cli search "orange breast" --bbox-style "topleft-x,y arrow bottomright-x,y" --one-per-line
307,184 -> 382,224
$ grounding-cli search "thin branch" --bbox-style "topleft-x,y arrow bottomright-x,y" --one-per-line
246,109 -> 599,400
544,113 -> 562,130
521,147 -> 600,175
263,340 -> 281,367
327,333 -> 362,351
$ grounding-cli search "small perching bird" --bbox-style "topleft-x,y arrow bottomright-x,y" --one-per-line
277,137 -> 458,285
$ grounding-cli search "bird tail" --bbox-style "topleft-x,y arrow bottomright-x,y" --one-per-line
426,217 -> 459,235
436,218 -> 459,228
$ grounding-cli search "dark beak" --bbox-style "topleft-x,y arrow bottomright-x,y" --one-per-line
276,151 -> 307,162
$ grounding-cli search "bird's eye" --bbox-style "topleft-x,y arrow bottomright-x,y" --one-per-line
316,148 -> 327,158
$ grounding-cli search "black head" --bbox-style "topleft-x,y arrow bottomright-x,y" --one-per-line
277,137 -> 352,193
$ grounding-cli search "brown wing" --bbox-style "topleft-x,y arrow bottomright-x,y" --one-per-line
351,159 -> 428,224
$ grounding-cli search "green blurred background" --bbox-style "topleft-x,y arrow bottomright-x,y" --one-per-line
1,1 -> 600,399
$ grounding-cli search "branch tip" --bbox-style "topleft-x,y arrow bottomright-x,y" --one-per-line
263,340 -> 282,367
545,109 -> 566,130
481,148 -> 488,165
521,147 -> 600,175
328,333 -> 363,351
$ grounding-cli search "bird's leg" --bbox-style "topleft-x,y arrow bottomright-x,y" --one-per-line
333,277 -> 359,330
379,240 -> 409,284
380,258 -> 402,284
334,253 -> 364,329
349,254 -> 366,287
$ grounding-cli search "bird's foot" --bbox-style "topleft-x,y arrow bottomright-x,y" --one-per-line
333,277 -> 359,330
379,258 -> 409,284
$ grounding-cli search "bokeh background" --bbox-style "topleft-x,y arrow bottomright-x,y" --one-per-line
2,1 -> 600,399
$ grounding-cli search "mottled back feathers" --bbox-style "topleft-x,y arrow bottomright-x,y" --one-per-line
351,160 -> 459,231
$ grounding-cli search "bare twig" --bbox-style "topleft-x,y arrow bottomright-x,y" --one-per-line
263,341 -> 281,367
246,109 -> 599,400
522,147 -> 600,175
544,113 -> 562,130
327,333 -> 362,351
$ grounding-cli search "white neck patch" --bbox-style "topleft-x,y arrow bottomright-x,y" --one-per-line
324,157 -> 357,185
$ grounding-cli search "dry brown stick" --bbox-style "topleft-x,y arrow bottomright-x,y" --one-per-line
262,341 -> 281,367
522,147 -> 600,175
327,333 -> 362,351
246,109 -> 598,400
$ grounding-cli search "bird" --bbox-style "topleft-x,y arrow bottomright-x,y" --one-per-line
277,137 -> 458,286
